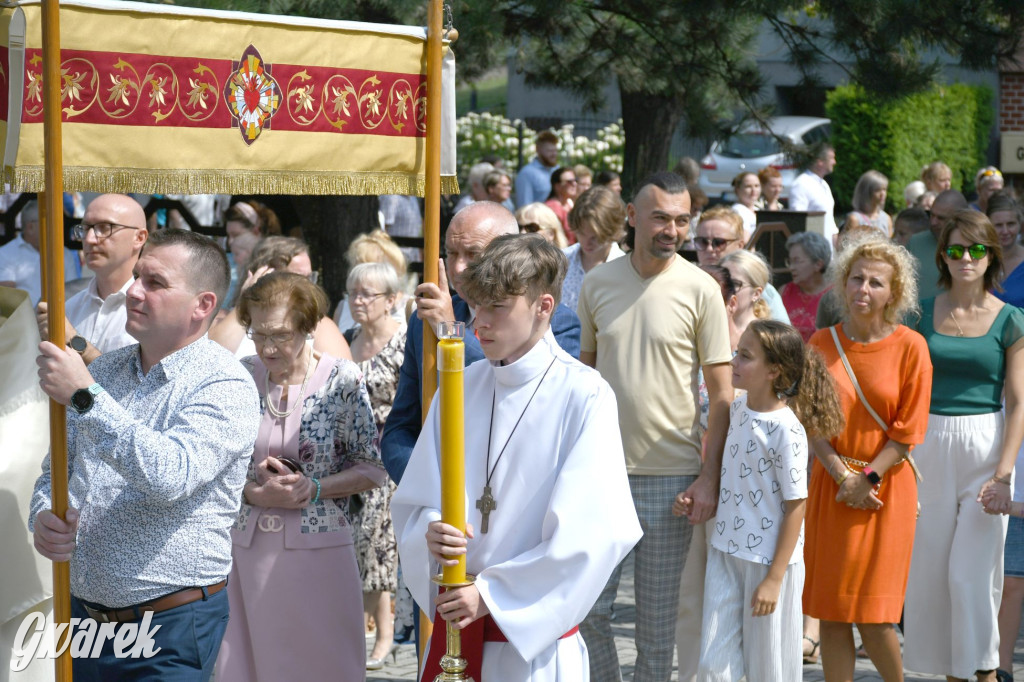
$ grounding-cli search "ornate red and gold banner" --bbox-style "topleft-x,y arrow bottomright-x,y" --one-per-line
0,0 -> 458,195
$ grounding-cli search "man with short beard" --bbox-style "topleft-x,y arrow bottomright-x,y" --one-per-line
577,172 -> 733,682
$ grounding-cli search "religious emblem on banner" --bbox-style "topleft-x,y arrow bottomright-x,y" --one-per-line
224,44 -> 281,145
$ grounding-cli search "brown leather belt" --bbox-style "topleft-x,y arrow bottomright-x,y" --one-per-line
81,579 -> 227,624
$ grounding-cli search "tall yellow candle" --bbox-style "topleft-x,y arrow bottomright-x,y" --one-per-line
437,321 -> 466,584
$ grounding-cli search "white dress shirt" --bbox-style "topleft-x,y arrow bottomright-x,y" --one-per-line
788,170 -> 838,249
66,276 -> 136,353
0,235 -> 79,304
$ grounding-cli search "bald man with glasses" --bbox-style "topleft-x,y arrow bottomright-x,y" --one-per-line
37,193 -> 148,364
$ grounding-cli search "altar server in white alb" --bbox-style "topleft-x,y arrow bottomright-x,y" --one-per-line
392,234 -> 642,681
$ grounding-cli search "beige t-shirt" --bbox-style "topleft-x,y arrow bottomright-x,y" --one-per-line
578,254 -> 732,475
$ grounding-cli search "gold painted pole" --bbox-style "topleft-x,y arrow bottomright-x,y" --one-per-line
40,1 -> 71,680
419,0 -> 444,663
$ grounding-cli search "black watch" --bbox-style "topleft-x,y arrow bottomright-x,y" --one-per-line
69,335 -> 88,354
70,383 -> 104,414
863,466 -> 882,486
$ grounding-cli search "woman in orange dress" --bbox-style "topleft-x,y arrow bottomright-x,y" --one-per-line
804,233 -> 933,682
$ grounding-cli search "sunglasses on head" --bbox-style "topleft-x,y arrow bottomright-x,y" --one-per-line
944,243 -> 989,260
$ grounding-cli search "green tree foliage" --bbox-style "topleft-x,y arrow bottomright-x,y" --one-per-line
152,0 -> 1024,199
826,83 -> 994,211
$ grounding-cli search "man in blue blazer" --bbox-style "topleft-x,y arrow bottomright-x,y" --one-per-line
382,201 -> 581,483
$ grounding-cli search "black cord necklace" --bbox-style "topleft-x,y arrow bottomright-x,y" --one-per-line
475,357 -> 556,533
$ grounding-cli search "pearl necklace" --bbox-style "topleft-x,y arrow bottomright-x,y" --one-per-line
264,346 -> 314,419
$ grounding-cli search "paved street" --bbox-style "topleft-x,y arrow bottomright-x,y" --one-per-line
369,554 -> 1024,681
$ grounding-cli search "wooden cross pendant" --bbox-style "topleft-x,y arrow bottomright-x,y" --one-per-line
475,485 -> 497,534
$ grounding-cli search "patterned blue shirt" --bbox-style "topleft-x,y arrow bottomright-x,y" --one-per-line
29,335 -> 261,608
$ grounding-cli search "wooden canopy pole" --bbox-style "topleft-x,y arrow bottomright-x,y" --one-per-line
40,0 -> 71,679
418,0 -> 444,660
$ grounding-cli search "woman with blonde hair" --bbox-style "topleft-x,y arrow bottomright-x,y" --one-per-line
804,233 -> 932,682
718,249 -> 771,338
922,161 -> 953,193
516,202 -> 568,248
561,186 -> 627,312
847,170 -> 892,237
334,230 -> 411,332
692,206 -> 790,324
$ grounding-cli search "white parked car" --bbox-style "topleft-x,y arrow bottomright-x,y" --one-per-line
699,116 -> 831,201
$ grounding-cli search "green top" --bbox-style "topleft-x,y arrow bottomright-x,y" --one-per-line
907,231 -> 941,301
914,297 -> 1024,415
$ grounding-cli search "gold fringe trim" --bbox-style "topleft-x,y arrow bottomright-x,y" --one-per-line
4,166 -> 460,197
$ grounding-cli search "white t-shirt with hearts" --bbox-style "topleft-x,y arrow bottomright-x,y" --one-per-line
711,394 -> 808,566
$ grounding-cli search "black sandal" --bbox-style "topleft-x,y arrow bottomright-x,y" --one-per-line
802,635 -> 819,664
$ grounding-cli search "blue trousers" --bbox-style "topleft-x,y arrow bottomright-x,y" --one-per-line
70,586 -> 229,681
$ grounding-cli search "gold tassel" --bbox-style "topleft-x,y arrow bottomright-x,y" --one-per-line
5,166 -> 459,197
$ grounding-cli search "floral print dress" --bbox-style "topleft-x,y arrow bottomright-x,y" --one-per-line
344,323 -> 407,592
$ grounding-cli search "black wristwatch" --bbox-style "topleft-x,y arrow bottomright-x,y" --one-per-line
70,383 -> 105,414
69,335 -> 88,354
863,466 -> 882,486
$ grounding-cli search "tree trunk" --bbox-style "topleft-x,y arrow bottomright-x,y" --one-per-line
620,90 -> 683,199
291,195 -> 379,317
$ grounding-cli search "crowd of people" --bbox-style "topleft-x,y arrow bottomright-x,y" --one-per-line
4,125 -> 1024,682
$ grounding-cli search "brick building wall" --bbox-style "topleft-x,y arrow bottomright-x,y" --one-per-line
1001,72 -> 1024,132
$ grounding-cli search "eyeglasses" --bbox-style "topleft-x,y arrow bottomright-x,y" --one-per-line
246,329 -> 298,346
519,222 -> 542,233
732,279 -> 750,290
694,236 -> 738,251
784,258 -> 809,268
71,221 -> 139,241
562,178 -> 577,185
944,243 -> 989,261
348,291 -> 387,303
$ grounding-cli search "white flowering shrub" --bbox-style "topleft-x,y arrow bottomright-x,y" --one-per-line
456,113 -> 624,184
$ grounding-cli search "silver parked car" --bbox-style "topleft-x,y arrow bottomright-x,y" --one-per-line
699,116 -> 831,201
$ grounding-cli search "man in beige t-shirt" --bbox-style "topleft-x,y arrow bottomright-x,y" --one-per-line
577,172 -> 733,682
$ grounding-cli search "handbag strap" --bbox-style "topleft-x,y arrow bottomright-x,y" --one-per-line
829,326 -> 923,482
829,326 -> 889,433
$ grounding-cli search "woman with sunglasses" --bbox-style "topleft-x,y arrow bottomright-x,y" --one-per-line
217,272 -> 386,681
903,210 -> 1024,682
544,166 -> 578,244
515,202 -> 569,247
694,206 -> 790,324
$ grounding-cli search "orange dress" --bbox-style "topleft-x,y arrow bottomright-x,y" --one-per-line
803,324 -> 932,623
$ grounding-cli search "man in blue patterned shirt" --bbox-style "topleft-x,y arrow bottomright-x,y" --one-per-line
29,229 -> 261,681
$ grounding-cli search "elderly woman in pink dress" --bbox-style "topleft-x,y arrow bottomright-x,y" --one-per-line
216,272 -> 385,681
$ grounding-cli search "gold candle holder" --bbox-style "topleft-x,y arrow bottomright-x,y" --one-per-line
431,573 -> 476,682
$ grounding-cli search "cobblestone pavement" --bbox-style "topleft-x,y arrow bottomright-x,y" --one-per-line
369,555 -> 1024,681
